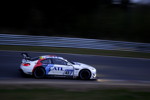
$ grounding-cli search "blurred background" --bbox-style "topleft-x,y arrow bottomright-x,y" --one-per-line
0,0 -> 150,43
0,1 -> 150,98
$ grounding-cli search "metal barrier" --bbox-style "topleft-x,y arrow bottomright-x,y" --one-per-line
0,34 -> 150,53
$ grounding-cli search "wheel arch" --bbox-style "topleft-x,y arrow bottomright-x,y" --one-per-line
78,68 -> 92,79
32,66 -> 45,74
32,66 -> 46,79
79,68 -> 91,73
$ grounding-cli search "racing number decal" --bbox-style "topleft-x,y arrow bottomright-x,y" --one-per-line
64,69 -> 73,75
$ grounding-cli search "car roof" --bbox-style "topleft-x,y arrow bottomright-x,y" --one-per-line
39,55 -> 64,60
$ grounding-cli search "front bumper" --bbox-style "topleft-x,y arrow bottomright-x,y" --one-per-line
90,69 -> 97,79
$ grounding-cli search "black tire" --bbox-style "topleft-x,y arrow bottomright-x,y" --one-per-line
79,69 -> 91,80
33,67 -> 45,79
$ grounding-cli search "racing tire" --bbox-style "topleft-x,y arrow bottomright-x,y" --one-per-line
79,69 -> 91,80
33,67 -> 45,79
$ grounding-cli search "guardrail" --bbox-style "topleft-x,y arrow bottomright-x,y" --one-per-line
0,34 -> 150,53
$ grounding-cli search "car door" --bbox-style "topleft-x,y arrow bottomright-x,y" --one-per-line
40,58 -> 55,75
51,58 -> 74,76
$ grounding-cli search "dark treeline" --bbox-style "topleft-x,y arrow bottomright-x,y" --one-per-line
0,0 -> 150,43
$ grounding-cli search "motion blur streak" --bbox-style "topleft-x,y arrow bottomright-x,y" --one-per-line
0,50 -> 150,82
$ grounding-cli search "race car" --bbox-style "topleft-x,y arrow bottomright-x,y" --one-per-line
20,53 -> 96,80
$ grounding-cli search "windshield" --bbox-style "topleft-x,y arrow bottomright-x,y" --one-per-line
67,60 -> 75,64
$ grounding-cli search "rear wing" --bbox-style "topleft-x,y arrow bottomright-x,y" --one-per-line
21,53 -> 31,60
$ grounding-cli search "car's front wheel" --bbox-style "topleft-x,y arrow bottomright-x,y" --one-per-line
79,69 -> 91,80
33,67 -> 45,79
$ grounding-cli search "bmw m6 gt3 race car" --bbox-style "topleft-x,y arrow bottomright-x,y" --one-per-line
20,53 -> 96,80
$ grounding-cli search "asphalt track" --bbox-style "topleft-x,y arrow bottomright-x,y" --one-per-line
0,50 -> 150,87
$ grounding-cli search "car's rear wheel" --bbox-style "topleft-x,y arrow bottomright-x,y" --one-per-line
79,69 -> 91,80
33,67 -> 45,79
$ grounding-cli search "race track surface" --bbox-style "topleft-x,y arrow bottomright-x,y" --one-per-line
0,50 -> 150,82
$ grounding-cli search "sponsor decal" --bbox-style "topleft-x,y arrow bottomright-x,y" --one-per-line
45,65 -> 64,75
52,67 -> 63,71
45,64 -> 54,75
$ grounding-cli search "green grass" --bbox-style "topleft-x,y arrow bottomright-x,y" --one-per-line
0,88 -> 150,100
0,45 -> 150,59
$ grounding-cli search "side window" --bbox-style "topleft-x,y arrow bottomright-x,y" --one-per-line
41,59 -> 51,64
52,58 -> 67,65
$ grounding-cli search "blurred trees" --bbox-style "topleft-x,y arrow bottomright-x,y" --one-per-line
0,0 -> 150,43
